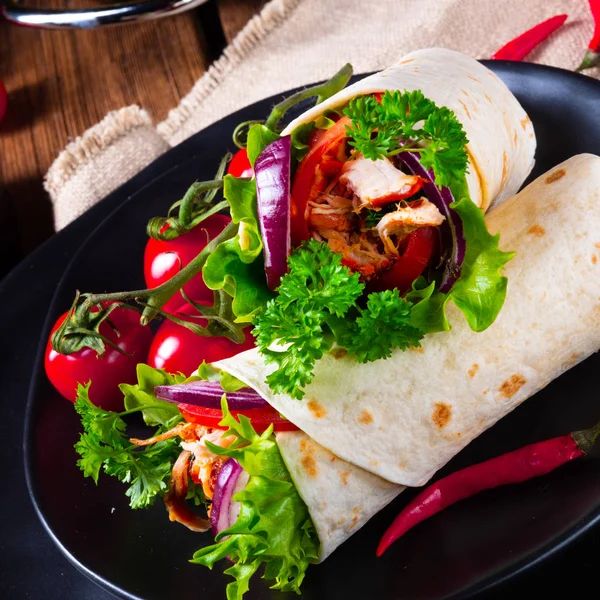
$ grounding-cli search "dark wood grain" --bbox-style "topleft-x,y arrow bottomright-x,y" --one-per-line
0,0 -> 267,272
218,0 -> 267,43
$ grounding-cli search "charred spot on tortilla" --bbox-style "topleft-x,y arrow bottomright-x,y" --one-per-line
592,255 -> 598,265
301,454 -> 319,478
500,151 -> 509,187
484,92 -> 493,104
399,58 -> 415,64
595,242 -> 600,249
339,471 -> 350,486
545,169 -> 566,184
458,99 -> 472,119
410,346 -> 425,353
498,374 -> 526,398
307,398 -> 327,418
565,352 -> 584,368
432,402 -> 452,428
467,75 -> 480,83
520,115 -> 531,130
330,347 -> 348,360
527,224 -> 546,237
467,364 -> 479,379
358,409 -> 374,425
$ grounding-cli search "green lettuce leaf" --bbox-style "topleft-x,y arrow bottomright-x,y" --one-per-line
407,183 -> 514,333
120,363 -> 186,426
192,398 -> 319,600
448,196 -> 515,331
202,175 -> 272,322
196,361 -> 248,392
246,124 -> 281,167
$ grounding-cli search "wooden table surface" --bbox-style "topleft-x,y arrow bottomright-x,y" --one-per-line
0,0 -> 267,277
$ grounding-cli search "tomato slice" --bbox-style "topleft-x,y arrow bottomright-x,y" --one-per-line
178,403 -> 298,432
368,227 -> 437,295
290,116 -> 351,245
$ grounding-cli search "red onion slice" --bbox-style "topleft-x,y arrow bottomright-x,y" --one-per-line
394,152 -> 466,293
154,380 -> 267,410
210,458 -> 249,536
254,136 -> 292,291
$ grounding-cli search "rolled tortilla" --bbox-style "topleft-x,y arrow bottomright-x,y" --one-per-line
218,154 -> 600,487
275,431 -> 403,561
281,48 -> 536,211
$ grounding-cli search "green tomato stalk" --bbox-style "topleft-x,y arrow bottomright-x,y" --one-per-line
52,220 -> 241,357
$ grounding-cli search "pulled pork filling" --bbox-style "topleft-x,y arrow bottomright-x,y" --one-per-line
306,152 -> 445,280
132,423 -> 232,532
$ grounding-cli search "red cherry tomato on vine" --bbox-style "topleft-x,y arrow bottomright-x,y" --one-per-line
147,302 -> 255,377
179,404 -> 297,432
143,214 -> 231,314
44,303 -> 153,411
0,79 -> 7,124
227,148 -> 253,178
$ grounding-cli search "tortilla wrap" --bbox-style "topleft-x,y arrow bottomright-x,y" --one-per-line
281,47 -> 536,211
218,154 -> 600,487
275,431 -> 403,561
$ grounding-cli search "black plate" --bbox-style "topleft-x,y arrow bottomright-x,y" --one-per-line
22,62 -> 600,600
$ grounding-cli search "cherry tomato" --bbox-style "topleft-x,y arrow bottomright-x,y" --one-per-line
44,303 -> 153,411
147,302 -> 255,377
368,227 -> 437,295
227,148 -> 253,178
179,403 -> 298,432
143,214 -> 231,314
0,79 -> 7,124
290,116 -> 351,245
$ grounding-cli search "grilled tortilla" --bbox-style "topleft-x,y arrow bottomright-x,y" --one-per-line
218,154 -> 600,488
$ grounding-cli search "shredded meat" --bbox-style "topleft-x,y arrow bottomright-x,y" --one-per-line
377,199 -> 445,255
327,231 -> 392,279
129,421 -> 197,446
182,429 -> 235,500
340,156 -> 424,209
163,450 -> 211,532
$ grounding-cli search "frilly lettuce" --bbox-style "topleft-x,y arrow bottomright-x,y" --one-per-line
408,182 -> 514,333
192,397 -> 319,600
202,175 -> 272,322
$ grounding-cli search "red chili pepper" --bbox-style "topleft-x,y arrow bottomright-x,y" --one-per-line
491,14 -> 568,61
376,419 -> 600,557
577,0 -> 600,71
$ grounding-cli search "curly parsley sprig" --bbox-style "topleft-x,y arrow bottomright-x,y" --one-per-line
74,381 -> 184,509
252,241 -> 424,399
343,90 -> 469,189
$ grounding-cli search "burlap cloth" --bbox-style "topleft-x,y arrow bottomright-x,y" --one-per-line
45,0 -> 599,230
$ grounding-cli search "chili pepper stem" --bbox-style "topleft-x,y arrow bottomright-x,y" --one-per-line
576,49 -> 600,72
571,420 -> 600,453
